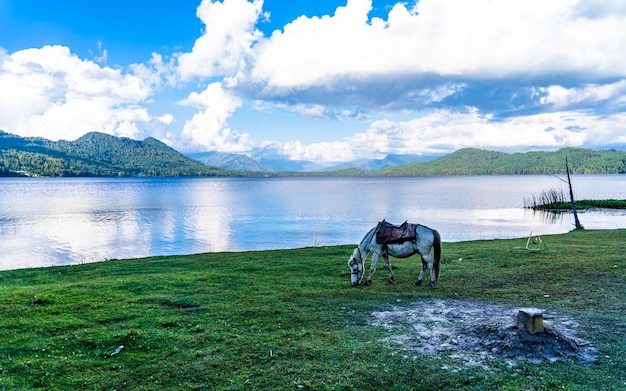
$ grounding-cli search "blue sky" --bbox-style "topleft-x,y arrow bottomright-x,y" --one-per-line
1,0 -> 626,164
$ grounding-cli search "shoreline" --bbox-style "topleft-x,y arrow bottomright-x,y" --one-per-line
3,228 -> 624,274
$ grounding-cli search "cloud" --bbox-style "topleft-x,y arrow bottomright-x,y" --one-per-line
178,82 -> 253,152
536,80 -> 626,111
260,139 -> 355,163
0,45 -> 159,140
145,114 -> 177,146
169,0 -> 626,161
176,0 -> 264,80
348,109 -> 626,156
248,0 -> 626,111
92,41 -> 109,65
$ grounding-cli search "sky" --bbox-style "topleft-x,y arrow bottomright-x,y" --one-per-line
1,0 -> 626,164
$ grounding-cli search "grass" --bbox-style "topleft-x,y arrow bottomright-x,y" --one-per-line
0,229 -> 625,390
533,199 -> 626,211
523,188 -> 626,210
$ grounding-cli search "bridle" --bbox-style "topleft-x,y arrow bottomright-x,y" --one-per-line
350,248 -> 364,278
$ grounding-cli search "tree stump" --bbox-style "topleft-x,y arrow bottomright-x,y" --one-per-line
517,308 -> 544,334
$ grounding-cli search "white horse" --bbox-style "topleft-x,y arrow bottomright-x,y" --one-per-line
348,223 -> 442,287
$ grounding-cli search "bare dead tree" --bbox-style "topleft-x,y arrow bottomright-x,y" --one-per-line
565,156 -> 584,230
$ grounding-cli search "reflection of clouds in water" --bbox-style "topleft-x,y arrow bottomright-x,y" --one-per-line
32,208 -> 144,265
184,206 -> 228,252
523,209 -> 568,225
158,209 -> 177,246
182,181 -> 234,253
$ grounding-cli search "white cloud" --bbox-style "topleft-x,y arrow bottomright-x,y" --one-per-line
179,82 -> 253,152
0,45 -> 155,140
537,80 -> 626,109
176,0 -> 264,80
250,0 -> 626,95
347,109 -> 626,157
145,115 -> 177,146
92,40 -> 108,65
277,139 -> 355,163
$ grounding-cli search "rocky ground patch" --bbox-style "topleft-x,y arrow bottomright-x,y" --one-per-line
371,300 -> 597,370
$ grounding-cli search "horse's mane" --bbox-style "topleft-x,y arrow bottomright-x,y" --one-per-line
358,226 -> 377,256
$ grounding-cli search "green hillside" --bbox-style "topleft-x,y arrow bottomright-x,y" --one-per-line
0,131 -> 232,177
381,147 -> 626,175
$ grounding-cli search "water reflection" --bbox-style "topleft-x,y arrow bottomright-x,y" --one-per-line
182,180 -> 234,252
525,208 -> 569,225
1,176 -> 625,270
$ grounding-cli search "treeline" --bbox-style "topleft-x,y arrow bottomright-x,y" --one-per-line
0,131 -> 234,177
380,148 -> 626,176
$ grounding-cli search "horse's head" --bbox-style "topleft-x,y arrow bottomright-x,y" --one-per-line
347,248 -> 363,286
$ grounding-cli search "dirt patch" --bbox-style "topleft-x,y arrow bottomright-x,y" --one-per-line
371,300 -> 597,370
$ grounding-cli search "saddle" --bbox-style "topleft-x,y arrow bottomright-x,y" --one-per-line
375,219 -> 418,244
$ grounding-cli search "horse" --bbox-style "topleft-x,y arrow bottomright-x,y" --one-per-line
347,222 -> 442,287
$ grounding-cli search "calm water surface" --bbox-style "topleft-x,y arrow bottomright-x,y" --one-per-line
1,175 -> 625,270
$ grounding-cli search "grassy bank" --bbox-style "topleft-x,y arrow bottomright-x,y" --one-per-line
523,187 -> 626,211
1,229 -> 624,390
533,199 -> 626,211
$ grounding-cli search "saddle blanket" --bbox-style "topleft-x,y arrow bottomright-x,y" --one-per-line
375,220 -> 418,244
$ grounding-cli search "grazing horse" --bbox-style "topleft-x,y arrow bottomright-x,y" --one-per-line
348,222 -> 442,287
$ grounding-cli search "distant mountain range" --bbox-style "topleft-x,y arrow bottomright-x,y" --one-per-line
188,151 -> 273,172
189,151 -> 437,172
188,147 -> 626,175
1,130 -> 625,177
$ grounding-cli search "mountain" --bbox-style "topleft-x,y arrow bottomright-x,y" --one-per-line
256,158 -> 324,172
0,130 -> 232,177
204,153 -> 432,172
188,151 -> 272,172
381,147 -> 626,175
324,154 -> 431,171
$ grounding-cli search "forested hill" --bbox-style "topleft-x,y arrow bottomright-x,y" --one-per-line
0,131 -> 232,177
380,147 -> 626,175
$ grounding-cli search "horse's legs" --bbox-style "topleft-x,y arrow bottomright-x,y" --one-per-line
364,251 -> 382,285
415,257 -> 427,286
381,249 -> 394,283
423,254 -> 436,288
415,254 -> 436,287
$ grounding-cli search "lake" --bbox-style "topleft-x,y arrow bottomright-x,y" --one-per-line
1,175 -> 625,270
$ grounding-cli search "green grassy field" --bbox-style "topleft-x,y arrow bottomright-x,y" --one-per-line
1,229 -> 624,390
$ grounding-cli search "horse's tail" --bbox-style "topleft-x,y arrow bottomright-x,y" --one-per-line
432,229 -> 442,282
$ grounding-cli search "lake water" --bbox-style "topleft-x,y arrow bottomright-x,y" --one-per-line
1,175 -> 625,270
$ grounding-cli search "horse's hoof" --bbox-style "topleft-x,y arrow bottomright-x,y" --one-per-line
427,282 -> 434,288
414,280 -> 422,286
363,280 -> 372,286
387,277 -> 394,284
